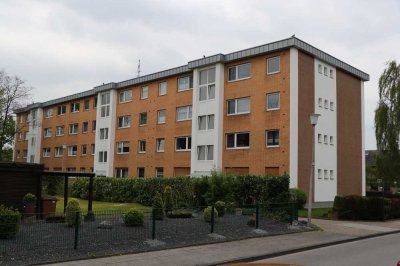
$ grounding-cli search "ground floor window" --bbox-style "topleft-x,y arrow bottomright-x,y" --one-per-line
116,168 -> 129,178
155,167 -> 164,177
137,167 -> 145,177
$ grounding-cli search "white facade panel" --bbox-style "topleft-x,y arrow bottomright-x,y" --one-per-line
361,81 -> 366,196
27,108 -> 43,163
289,48 -> 299,188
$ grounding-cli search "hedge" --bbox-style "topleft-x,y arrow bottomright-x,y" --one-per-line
333,195 -> 400,220
71,174 -> 290,207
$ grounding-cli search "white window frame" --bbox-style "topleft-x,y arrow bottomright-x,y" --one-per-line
68,145 -> 78,156
46,108 -> 53,118
81,144 -> 87,156
55,147 -> 63,157
177,75 -> 193,92
330,170 -> 334,180
324,66 -> 328,76
226,132 -> 250,149
99,128 -> 109,140
43,148 -> 51,158
100,92 -> 110,118
324,99 -> 329,109
44,128 -> 52,138
266,92 -> 280,111
175,136 -> 191,151
116,168 -> 129,178
84,99 -> 90,110
157,109 -> 166,124
159,81 -> 167,96
318,169 -> 322,179
228,63 -> 251,82
24,131 -> 29,140
138,140 -> 146,153
324,169 -> 328,179
18,132 -> 22,140
98,151 -> 107,163
139,112 -> 147,126
118,115 -> 131,128
69,123 -> 79,135
82,122 -> 88,133
156,138 -> 165,152
266,130 -> 280,148
330,136 -> 334,146
71,102 -> 80,113
197,145 -> 214,160
58,105 -> 66,115
155,168 -> 164,177
267,56 -> 280,74
23,150 -> 28,158
176,106 -> 192,121
91,144 -> 95,155
117,141 -> 130,154
318,134 -> 322,143
119,90 -> 132,103
140,86 -> 149,99
330,101 -> 334,111
56,126 -> 64,136
227,97 -> 250,115
324,135 -> 328,144
330,69 -> 334,78
318,64 -> 322,74
318,98 -> 323,108
198,114 -> 214,131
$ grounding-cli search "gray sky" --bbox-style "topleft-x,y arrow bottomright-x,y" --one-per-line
1,0 -> 399,150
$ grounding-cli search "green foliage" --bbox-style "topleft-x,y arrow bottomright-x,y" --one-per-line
65,199 -> 81,227
152,192 -> 164,220
42,176 -> 63,196
203,173 -> 234,204
214,200 -> 225,217
0,205 -> 21,239
123,208 -> 144,226
1,146 -> 13,161
289,188 -> 307,209
163,186 -> 174,214
23,193 -> 37,204
203,206 -> 218,222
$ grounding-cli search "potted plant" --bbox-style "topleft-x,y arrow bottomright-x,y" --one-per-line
23,193 -> 37,217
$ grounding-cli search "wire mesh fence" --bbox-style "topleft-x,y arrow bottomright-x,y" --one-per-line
0,202 -> 307,265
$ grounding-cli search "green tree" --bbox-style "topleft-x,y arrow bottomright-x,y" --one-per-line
374,60 -> 400,185
0,70 -> 32,161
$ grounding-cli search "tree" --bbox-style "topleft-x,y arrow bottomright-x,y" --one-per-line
0,70 -> 32,161
374,60 -> 400,185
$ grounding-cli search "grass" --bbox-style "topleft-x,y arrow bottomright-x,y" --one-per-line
56,196 -> 151,213
298,207 -> 332,219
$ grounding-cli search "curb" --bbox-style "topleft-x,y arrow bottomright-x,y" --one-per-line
210,229 -> 400,266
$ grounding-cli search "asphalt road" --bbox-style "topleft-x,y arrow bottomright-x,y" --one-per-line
255,233 -> 400,266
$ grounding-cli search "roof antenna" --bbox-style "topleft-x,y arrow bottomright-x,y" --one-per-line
137,59 -> 141,77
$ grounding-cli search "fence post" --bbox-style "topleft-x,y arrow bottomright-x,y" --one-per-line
290,203 -> 295,223
210,205 -> 215,234
74,211 -> 80,250
152,208 -> 156,240
255,202 -> 259,229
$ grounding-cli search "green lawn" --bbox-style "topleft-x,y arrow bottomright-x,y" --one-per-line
56,196 -> 151,213
298,207 -> 332,219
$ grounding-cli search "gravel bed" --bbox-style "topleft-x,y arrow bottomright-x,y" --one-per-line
0,213 -> 310,265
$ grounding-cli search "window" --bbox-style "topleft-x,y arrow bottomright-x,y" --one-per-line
318,64 -> 322,74
18,132 -> 22,140
318,134 -> 322,143
56,126 -> 64,136
44,128 -> 52,138
31,137 -> 35,147
89,167 -> 94,173
266,93 -> 280,110
324,135 -> 328,144
82,122 -> 88,133
30,156 -> 35,163
228,63 -> 251,81
137,167 -> 145,177
119,90 -> 132,103
67,167 -> 76,172
318,169 -> 322,179
139,112 -> 147,126
71,102 -> 80,113
68,146 -> 77,156
16,150 -> 20,159
176,106 -> 192,121
324,99 -> 328,109
324,169 -> 328,179
330,136 -> 334,146
140,86 -> 149,99
118,115 -> 131,128
80,167 -> 85,173
155,168 -> 164,177
330,170 -> 334,180
69,123 -> 78,135
197,145 -> 214,160
330,69 -> 333,78
94,96 -> 98,108
46,108 -> 53,118
91,144 -> 95,155
100,128 -> 109,140
58,105 -> 66,115
159,81 -> 167,96
226,132 -> 250,149
157,110 -> 166,124
43,148 -> 51,157
266,130 -> 280,147
98,151 -> 107,163
19,115 -> 23,123
92,120 -> 96,131
267,56 -> 280,74
198,115 -> 214,130
23,150 -> 28,158
199,68 -> 216,101
227,97 -> 250,115
55,147 -> 63,157
324,67 -> 328,76
117,141 -> 130,154
84,99 -> 90,110
176,136 -> 191,151
81,144 -> 87,156
156,138 -> 165,152
116,168 -> 129,178
24,131 -> 29,140
100,93 -> 110,118
330,101 -> 334,111
318,98 -> 323,108
138,140 -> 146,153
178,76 -> 193,91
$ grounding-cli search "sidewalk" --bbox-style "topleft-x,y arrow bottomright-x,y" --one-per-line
47,219 -> 400,266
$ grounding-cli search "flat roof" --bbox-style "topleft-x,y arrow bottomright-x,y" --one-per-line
15,36 -> 369,114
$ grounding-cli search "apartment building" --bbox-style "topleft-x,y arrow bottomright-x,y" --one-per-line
13,37 -> 369,202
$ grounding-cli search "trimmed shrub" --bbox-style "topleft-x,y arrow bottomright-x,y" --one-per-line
123,208 -> 144,226
164,186 -> 174,214
289,188 -> 307,209
23,193 -> 37,204
203,206 -> 218,222
153,192 -> 164,220
0,205 -> 21,239
65,199 -> 81,227
215,201 -> 226,217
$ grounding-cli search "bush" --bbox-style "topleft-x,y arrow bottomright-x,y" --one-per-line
65,199 -> 81,227
215,201 -> 226,217
0,205 -> 21,239
42,176 -> 63,196
164,186 -> 174,214
289,188 -> 307,209
23,193 -> 37,204
123,208 -> 144,226
153,192 -> 164,220
203,206 -> 218,222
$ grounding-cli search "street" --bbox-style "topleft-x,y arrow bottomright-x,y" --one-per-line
255,233 -> 400,266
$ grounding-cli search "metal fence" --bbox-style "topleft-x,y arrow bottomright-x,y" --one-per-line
0,203 -> 304,265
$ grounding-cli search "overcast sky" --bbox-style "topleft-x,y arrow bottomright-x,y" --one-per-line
1,0 -> 399,149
